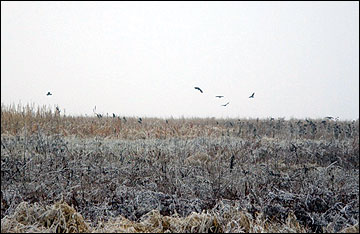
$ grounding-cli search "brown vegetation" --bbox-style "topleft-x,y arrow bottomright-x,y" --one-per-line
1,103 -> 359,233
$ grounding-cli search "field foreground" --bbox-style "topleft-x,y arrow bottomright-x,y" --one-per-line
1,104 -> 359,232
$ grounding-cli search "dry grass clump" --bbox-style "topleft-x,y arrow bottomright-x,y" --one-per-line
2,201 -> 359,233
1,201 -> 90,233
2,201 -> 309,233
94,210 -> 222,233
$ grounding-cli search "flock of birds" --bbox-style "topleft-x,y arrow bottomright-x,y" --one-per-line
194,86 -> 255,107
46,89 -> 338,122
45,88 -> 255,122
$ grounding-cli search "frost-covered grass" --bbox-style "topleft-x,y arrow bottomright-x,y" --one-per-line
1,103 -> 359,233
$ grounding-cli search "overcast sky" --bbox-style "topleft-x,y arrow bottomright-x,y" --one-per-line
1,1 -> 359,120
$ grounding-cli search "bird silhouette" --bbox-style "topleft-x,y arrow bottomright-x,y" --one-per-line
221,102 -> 230,106
194,87 -> 203,93
325,116 -> 334,120
46,92 -> 52,96
112,113 -> 116,118
249,92 -> 255,98
215,96 -> 224,98
138,117 -> 142,124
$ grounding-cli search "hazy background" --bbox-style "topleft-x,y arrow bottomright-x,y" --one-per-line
2,1 -> 359,120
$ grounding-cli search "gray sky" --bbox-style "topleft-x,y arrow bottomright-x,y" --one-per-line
1,1 -> 359,120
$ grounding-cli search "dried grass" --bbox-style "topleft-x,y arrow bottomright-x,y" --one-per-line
1,103 -> 359,233
1,201 -> 90,233
2,201 -> 358,233
1,201 -> 310,233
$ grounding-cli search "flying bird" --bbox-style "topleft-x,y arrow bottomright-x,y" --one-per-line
215,96 -> 224,98
249,92 -> 255,98
46,92 -> 52,96
221,102 -> 230,106
194,87 -> 203,93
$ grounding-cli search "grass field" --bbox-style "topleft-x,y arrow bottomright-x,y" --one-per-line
1,103 -> 359,233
